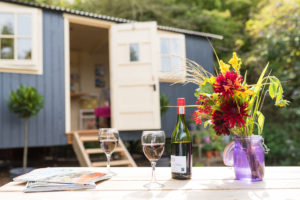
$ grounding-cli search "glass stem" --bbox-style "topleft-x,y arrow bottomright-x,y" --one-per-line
106,154 -> 111,172
151,161 -> 157,183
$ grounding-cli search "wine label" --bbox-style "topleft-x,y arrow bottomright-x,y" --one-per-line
171,155 -> 186,173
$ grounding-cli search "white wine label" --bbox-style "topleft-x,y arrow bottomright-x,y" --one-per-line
171,155 -> 186,173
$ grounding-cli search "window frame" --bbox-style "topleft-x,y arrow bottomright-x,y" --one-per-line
0,2 -> 43,75
158,30 -> 186,82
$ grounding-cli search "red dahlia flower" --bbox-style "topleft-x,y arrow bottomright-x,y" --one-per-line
196,95 -> 212,114
221,101 -> 250,128
213,71 -> 243,99
212,111 -> 230,136
192,111 -> 202,125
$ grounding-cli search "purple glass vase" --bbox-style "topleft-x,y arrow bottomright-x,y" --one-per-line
233,136 -> 265,181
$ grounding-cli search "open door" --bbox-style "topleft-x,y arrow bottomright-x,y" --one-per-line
110,22 -> 161,130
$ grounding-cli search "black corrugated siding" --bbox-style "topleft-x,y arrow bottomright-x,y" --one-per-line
0,10 -> 66,148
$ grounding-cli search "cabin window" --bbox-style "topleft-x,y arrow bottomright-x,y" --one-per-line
158,31 -> 185,82
129,43 -> 139,62
0,2 -> 43,74
160,38 -> 183,72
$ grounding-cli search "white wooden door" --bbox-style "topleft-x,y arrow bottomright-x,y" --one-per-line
109,22 -> 161,131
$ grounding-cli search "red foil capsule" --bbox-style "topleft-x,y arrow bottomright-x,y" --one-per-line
177,98 -> 185,114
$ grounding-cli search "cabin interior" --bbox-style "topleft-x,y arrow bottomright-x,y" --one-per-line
69,23 -> 110,131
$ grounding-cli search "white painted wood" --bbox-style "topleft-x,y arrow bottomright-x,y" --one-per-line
0,1 -> 43,74
63,13 -> 115,29
109,22 -> 161,131
1,190 -> 300,200
64,17 -> 71,133
1,167 -> 300,200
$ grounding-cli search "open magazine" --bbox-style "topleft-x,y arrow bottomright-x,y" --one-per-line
13,168 -> 111,193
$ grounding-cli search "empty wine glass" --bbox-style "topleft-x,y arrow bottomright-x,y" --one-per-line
98,128 -> 119,176
141,130 -> 165,189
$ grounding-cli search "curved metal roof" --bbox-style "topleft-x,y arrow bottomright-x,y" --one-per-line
1,0 -> 223,40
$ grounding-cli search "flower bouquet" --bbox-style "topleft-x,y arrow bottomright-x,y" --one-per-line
187,52 -> 289,181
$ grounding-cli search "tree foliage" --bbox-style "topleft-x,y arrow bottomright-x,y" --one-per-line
8,85 -> 44,118
244,0 -> 300,165
160,94 -> 169,116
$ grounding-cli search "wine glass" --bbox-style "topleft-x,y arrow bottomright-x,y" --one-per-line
98,128 -> 119,176
141,130 -> 165,189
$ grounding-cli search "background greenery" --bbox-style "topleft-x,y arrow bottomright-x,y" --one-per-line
26,0 -> 300,165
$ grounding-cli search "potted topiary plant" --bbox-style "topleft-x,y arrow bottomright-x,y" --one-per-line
213,142 -> 224,158
8,85 -> 44,178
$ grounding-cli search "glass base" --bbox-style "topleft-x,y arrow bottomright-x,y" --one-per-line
143,181 -> 164,189
235,177 -> 263,182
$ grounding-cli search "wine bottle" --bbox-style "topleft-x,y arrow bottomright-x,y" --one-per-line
171,98 -> 192,180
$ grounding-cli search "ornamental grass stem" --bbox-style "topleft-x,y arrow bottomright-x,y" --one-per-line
240,138 -> 264,181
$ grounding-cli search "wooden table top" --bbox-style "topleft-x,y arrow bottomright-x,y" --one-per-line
1,167 -> 300,200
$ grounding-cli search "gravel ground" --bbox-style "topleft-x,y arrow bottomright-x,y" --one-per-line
0,167 -> 10,187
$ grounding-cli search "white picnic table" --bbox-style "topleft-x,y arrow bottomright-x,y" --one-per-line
0,167 -> 300,200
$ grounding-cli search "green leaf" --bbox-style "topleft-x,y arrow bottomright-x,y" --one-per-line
256,111 -> 265,135
249,63 -> 269,108
275,86 -> 283,104
195,82 -> 214,97
269,81 -> 277,99
242,71 -> 247,85
247,63 -> 269,135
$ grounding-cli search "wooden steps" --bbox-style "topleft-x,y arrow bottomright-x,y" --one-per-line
85,147 -> 123,154
80,136 -> 98,142
65,130 -> 137,167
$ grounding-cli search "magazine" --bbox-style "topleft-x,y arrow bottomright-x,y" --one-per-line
13,168 -> 111,192
24,181 -> 96,193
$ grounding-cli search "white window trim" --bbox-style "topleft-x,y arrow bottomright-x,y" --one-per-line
158,30 -> 186,82
0,2 -> 43,75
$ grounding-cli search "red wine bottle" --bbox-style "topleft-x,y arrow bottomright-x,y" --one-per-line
171,98 -> 192,180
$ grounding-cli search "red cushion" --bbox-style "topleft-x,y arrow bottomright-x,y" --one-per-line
94,106 -> 111,117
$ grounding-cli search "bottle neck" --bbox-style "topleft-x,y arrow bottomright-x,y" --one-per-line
177,105 -> 185,115
172,112 -> 191,142
176,113 -> 186,123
